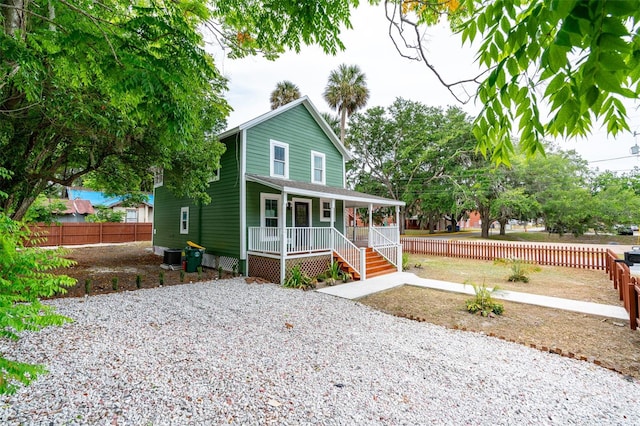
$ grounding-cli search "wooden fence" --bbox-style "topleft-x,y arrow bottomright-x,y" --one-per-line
605,250 -> 640,330
401,238 -> 639,330
27,222 -> 152,247
402,238 -> 607,269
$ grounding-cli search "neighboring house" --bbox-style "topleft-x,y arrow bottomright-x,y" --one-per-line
153,97 -> 404,283
66,187 -> 154,223
52,199 -> 95,222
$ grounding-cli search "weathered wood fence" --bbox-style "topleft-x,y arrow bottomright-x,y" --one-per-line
605,250 -> 640,330
402,238 -> 607,269
28,223 -> 152,247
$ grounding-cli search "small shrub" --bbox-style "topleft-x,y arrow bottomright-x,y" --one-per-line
316,272 -> 326,282
136,275 -> 142,289
218,266 -> 223,279
324,277 -> 336,286
326,261 -> 342,281
111,277 -> 119,291
232,262 -> 238,277
283,265 -> 314,290
179,270 -> 185,283
465,282 -> 504,317
342,272 -> 353,283
84,279 -> 91,295
414,262 -> 422,269
159,271 -> 165,286
494,258 -> 539,283
197,266 -> 202,280
402,252 -> 410,269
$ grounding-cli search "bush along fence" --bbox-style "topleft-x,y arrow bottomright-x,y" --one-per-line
605,250 -> 640,330
402,238 -> 608,269
402,238 -> 639,330
27,222 -> 152,247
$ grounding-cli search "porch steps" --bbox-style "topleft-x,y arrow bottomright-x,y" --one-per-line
332,247 -> 397,280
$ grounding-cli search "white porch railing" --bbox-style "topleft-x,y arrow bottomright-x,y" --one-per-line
370,227 -> 400,268
331,228 -> 362,277
345,226 -> 400,245
248,227 -> 333,254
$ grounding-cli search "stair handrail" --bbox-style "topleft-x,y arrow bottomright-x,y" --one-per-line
331,228 -> 361,276
370,227 -> 399,267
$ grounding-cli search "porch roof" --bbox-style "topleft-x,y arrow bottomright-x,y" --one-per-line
246,174 -> 405,208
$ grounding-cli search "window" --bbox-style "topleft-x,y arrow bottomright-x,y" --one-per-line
311,151 -> 326,185
153,167 -> 163,188
180,207 -> 189,234
270,140 -> 289,178
260,193 -> 282,228
320,199 -> 332,222
126,209 -> 138,223
208,167 -> 221,183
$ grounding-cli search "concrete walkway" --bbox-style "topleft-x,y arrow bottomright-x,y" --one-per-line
316,271 -> 629,321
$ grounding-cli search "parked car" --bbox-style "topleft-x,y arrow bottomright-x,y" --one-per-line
631,225 -> 639,231
617,225 -> 634,236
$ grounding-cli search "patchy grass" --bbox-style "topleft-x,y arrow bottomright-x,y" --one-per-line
478,230 -> 639,245
359,255 -> 640,380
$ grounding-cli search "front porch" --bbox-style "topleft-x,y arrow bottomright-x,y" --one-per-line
247,225 -> 402,283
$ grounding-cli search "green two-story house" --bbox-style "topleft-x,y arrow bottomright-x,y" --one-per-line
153,97 -> 404,284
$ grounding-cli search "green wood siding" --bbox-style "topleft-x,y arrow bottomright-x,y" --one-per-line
245,104 -> 344,187
153,134 -> 241,259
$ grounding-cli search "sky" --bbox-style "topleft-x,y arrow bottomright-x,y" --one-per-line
211,3 -> 640,175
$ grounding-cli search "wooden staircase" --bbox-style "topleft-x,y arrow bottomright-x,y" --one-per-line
333,247 -> 397,280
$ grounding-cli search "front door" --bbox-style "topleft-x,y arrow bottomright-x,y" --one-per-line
294,200 -> 311,251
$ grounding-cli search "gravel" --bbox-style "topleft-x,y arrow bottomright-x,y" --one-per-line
1,278 -> 639,425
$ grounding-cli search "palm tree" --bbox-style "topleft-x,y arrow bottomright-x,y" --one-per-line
323,64 -> 370,145
320,112 -> 341,137
269,81 -> 301,110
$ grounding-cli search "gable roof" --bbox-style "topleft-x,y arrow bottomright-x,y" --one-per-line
219,96 -> 352,161
52,199 -> 95,215
246,174 -> 404,208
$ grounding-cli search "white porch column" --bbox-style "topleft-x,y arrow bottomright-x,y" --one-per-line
396,204 -> 402,272
330,199 -> 336,253
280,192 -> 288,284
359,247 -> 367,280
368,203 -> 373,247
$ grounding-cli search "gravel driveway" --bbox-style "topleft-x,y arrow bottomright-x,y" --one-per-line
1,278 -> 639,425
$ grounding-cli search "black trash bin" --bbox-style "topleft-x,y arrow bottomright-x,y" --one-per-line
163,249 -> 182,267
183,247 -> 205,273
624,246 -> 640,264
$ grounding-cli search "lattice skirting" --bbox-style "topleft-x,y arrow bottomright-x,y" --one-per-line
202,254 -> 239,273
248,254 -> 332,284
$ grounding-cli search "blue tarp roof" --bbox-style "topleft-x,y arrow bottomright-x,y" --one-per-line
67,188 -> 153,207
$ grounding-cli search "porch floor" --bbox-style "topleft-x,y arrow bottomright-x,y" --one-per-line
316,272 -> 628,320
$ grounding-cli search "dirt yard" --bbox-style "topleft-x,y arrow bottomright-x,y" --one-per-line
360,255 -> 640,380
53,242 -> 232,298
51,244 -> 640,380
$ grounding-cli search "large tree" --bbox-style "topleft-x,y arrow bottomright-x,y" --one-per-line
0,0 -> 359,220
384,0 -> 640,164
323,63 -> 370,145
269,80 -> 301,109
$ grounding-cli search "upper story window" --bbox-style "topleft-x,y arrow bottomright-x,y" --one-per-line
270,140 -> 289,179
311,151 -> 326,185
153,167 -> 163,188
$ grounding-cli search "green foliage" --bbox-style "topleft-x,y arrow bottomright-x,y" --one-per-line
342,272 -> 353,283
465,282 -> 504,317
0,213 -> 75,394
283,265 -> 314,290
218,266 -> 223,279
85,279 -> 91,295
23,195 -> 65,224
457,0 -> 640,164
270,81 -> 301,109
85,207 -> 126,223
159,271 -> 165,286
324,63 -> 370,143
326,261 -> 343,281
402,252 -> 410,270
111,277 -> 119,291
179,270 -> 185,283
197,266 -> 203,280
136,275 -> 142,289
494,258 -> 540,283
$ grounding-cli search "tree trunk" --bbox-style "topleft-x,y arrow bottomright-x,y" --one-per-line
339,108 -> 347,145
499,219 -> 507,235
3,0 -> 26,37
479,205 -> 491,238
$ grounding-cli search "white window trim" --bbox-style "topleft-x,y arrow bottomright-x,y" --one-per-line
180,207 -> 189,234
153,167 -> 164,188
260,192 -> 282,227
311,151 -> 326,185
270,140 -> 289,179
319,198 -> 332,223
208,167 -> 221,183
